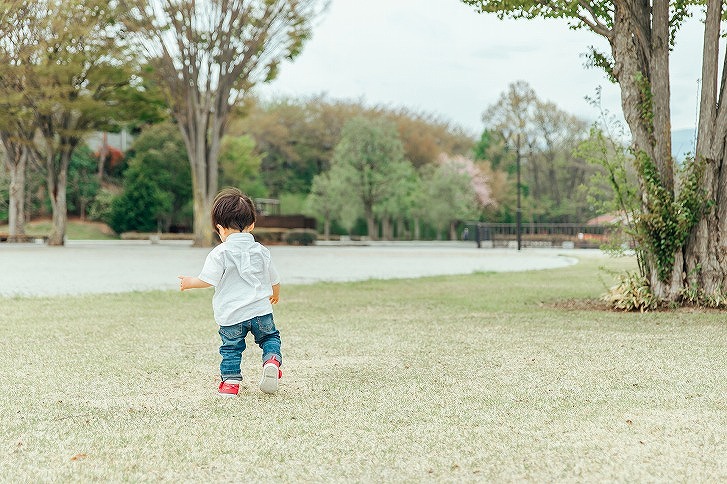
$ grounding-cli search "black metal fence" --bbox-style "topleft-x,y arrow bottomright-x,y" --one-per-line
465,222 -> 622,249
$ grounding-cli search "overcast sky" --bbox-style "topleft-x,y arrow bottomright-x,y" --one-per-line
255,0 -> 712,138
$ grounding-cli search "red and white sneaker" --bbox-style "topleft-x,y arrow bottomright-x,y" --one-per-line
218,379 -> 240,397
259,357 -> 282,394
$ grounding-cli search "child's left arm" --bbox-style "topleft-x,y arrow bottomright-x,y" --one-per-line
269,283 -> 280,304
178,275 -> 212,291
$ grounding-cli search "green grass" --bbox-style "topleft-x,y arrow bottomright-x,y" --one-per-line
1,257 -> 725,482
0,219 -> 118,240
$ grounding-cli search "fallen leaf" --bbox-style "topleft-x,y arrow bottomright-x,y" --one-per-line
70,453 -> 87,461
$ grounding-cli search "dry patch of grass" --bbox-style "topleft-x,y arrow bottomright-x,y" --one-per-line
1,257 -> 725,482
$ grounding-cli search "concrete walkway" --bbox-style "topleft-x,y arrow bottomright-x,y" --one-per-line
0,240 -> 599,297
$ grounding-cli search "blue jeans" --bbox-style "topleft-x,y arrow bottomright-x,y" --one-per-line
218,313 -> 282,381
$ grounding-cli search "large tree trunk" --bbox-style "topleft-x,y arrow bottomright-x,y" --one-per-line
684,0 -> 727,295
611,0 -> 682,301
191,185 -> 213,247
178,93 -> 224,248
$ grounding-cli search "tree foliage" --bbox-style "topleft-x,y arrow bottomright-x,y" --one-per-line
125,0 -> 325,246
0,0 -> 139,244
120,122 -> 192,231
232,96 -> 476,197
418,156 -> 481,240
67,145 -> 100,221
328,117 -> 412,240
108,170 -> 171,234
481,81 -> 604,223
218,134 -> 267,199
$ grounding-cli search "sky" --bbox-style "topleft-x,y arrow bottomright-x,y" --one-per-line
255,0 -> 712,139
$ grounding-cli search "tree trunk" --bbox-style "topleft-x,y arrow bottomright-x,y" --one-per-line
177,93 -> 223,248
449,221 -> 458,241
323,217 -> 331,240
365,208 -> 377,240
97,131 -> 108,181
610,0 -> 682,301
396,217 -> 407,240
46,148 -> 72,246
684,0 -> 727,295
191,184 -> 214,247
7,148 -> 27,237
381,216 -> 393,240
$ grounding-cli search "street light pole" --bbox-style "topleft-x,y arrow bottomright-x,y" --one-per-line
516,133 -> 522,251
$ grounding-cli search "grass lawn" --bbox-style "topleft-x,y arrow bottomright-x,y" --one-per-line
0,219 -> 118,240
1,257 -> 725,482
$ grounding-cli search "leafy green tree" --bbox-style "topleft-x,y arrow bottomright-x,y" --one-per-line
125,0 -> 325,246
473,129 -> 508,170
418,159 -> 480,240
373,161 -> 418,240
461,0 -> 726,304
108,171 -> 171,234
0,0 -> 138,245
330,117 -> 412,240
122,123 -> 192,231
305,170 -> 355,239
67,146 -> 100,220
0,2 -> 40,237
218,135 -> 267,199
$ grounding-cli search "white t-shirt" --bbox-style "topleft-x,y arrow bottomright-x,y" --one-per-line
198,232 -> 280,326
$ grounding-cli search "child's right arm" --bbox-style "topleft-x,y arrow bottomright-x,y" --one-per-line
178,275 -> 212,291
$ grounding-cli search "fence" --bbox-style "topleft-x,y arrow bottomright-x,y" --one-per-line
466,222 -> 622,249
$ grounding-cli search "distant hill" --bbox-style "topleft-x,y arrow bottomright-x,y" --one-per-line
672,128 -> 696,162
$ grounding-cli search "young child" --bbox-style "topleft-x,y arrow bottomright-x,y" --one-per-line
178,188 -> 282,396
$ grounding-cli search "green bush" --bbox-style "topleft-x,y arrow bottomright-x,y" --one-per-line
108,174 -> 171,234
284,228 -> 317,246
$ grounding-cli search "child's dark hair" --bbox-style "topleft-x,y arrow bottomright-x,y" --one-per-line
211,188 -> 256,231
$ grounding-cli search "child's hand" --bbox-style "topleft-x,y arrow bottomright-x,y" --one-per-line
269,283 -> 280,304
178,275 -> 213,291
178,275 -> 190,291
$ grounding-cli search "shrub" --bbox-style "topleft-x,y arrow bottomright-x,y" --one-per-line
252,228 -> 286,245
602,271 -> 659,312
284,228 -> 317,246
108,175 -> 170,234
87,187 -> 116,222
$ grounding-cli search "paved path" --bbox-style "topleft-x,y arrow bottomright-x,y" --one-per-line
0,240 -> 598,297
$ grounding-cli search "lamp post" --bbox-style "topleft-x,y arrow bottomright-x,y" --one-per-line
515,133 -> 522,251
